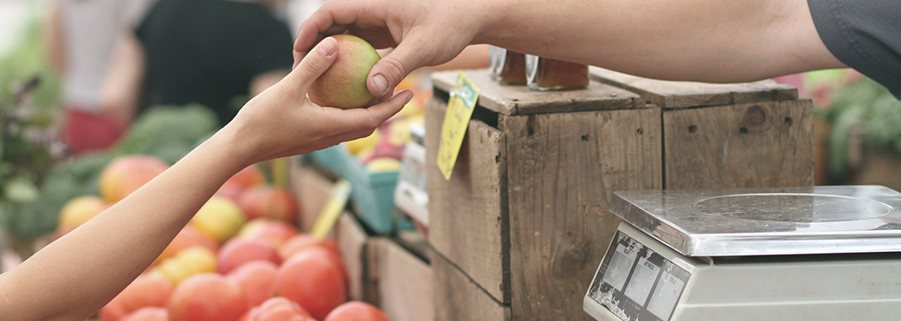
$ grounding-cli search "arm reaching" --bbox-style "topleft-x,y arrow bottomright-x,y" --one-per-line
0,36 -> 412,321
294,0 -> 845,98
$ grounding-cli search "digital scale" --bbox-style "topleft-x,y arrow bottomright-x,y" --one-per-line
584,185 -> 901,321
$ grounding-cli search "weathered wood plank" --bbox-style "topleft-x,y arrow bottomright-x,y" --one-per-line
376,238 -> 434,321
432,251 -> 510,321
663,100 -> 815,189
590,67 -> 799,109
424,97 -> 509,302
504,107 -> 663,320
335,212 -> 376,302
431,69 -> 641,115
288,159 -> 337,234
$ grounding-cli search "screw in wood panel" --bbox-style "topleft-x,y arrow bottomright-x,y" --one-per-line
636,128 -> 643,135
784,117 -> 793,126
740,127 -> 749,134
581,134 -> 590,141
688,125 -> 698,133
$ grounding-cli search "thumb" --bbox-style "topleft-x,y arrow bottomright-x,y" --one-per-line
286,37 -> 339,94
366,40 -> 432,98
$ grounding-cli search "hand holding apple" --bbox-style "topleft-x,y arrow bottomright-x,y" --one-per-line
308,35 -> 382,109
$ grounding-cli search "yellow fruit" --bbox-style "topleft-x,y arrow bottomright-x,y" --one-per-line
365,157 -> 403,172
150,246 -> 217,285
190,196 -> 246,244
345,129 -> 382,155
56,195 -> 108,235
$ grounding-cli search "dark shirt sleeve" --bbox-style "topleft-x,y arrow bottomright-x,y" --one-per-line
808,0 -> 901,99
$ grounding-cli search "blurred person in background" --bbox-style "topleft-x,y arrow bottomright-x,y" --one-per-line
44,0 -> 153,154
101,0 -> 295,127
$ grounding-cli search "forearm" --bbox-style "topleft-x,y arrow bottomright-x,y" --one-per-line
0,128 -> 250,321
478,0 -> 844,82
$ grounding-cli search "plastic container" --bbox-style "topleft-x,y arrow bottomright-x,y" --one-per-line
300,146 -> 413,234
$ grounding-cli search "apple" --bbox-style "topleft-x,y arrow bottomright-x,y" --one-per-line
98,155 -> 169,204
308,35 -> 381,109
225,260 -> 279,307
190,195 -> 247,243
236,218 -> 299,247
216,237 -> 281,274
237,186 -> 297,223
150,246 -> 217,286
55,195 -> 109,237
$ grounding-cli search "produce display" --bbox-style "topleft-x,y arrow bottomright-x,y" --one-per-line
55,154 -> 389,321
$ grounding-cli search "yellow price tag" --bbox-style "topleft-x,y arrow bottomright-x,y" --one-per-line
311,178 -> 352,240
437,71 -> 480,180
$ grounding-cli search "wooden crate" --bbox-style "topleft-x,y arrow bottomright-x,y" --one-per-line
590,67 -> 815,189
288,158 -> 339,235
370,231 -> 434,321
425,68 -> 813,320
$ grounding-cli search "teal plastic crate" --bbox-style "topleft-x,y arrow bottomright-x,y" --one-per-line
300,145 -> 413,234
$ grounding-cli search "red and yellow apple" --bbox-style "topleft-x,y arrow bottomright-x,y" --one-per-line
308,35 -> 381,109
98,155 -> 169,204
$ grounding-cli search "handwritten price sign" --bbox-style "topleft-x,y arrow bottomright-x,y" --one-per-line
437,72 -> 480,180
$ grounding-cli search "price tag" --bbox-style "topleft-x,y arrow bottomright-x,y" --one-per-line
437,71 -> 480,180
311,178 -> 352,240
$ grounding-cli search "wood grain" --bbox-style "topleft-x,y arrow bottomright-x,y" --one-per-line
504,107 -> 663,320
335,212 -> 374,302
432,250 -> 511,321
375,239 -> 435,321
590,67 -> 799,109
663,100 -> 815,189
425,97 -> 509,302
430,69 -> 641,115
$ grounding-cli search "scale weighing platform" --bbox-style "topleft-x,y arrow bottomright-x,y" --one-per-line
583,185 -> 901,321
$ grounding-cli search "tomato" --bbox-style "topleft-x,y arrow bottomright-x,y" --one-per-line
323,301 -> 389,321
273,250 -> 347,320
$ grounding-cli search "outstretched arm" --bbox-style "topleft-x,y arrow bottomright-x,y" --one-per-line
294,0 -> 844,98
0,36 -> 413,321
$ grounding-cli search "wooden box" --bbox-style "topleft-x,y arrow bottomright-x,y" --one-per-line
370,231 -> 434,321
425,69 -> 813,320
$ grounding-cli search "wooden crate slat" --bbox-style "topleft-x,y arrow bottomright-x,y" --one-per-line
431,69 -> 641,115
504,107 -> 663,320
376,238 -> 434,321
590,67 -> 799,109
425,98 -> 509,302
663,100 -> 815,189
432,251 -> 510,321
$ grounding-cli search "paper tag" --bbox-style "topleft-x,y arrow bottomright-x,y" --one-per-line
311,178 -> 352,240
437,71 -> 480,180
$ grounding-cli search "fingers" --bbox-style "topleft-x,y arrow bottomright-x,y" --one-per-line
366,39 -> 433,98
332,89 -> 414,132
286,37 -> 339,94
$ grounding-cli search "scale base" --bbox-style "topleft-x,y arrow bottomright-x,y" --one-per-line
584,222 -> 901,321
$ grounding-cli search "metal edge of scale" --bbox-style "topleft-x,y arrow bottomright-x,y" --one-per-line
607,185 -> 901,257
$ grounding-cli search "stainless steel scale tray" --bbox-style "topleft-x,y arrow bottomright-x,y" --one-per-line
608,185 -> 901,257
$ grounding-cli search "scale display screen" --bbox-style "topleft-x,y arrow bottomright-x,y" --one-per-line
587,230 -> 691,321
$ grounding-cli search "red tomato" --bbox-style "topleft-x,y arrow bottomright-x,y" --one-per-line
242,297 -> 314,321
273,251 -> 347,320
323,301 -> 389,321
167,273 -> 249,321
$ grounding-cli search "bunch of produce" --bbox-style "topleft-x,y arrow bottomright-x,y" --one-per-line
341,72 -> 429,172
56,155 -> 389,321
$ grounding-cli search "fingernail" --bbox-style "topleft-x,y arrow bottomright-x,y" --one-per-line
318,37 -> 337,57
373,74 -> 389,96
